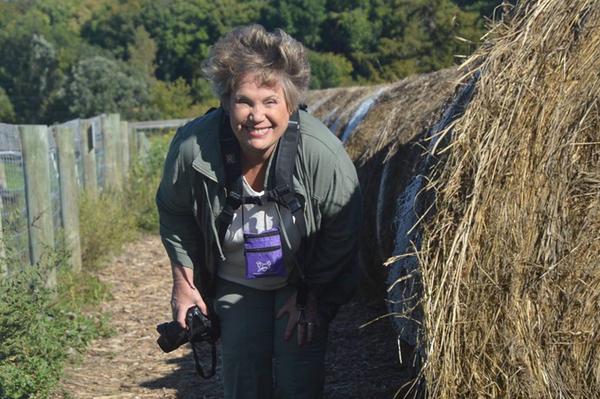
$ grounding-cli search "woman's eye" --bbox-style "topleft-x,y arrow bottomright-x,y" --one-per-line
236,99 -> 251,106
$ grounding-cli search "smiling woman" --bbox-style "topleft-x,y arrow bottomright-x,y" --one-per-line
156,24 -> 363,399
228,74 -> 291,186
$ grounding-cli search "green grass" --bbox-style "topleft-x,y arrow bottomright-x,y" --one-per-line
126,131 -> 174,232
78,190 -> 138,270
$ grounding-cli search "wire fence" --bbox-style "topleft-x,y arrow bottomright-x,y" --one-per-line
0,115 -> 148,282
0,123 -> 30,265
0,114 -> 188,283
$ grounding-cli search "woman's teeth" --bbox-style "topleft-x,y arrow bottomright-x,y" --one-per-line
248,127 -> 270,135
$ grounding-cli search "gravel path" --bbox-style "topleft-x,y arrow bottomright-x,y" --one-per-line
51,235 -> 404,398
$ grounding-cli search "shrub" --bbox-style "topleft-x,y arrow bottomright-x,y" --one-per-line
148,78 -> 194,119
0,248 -> 111,399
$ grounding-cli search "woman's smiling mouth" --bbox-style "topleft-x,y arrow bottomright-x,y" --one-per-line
245,126 -> 273,137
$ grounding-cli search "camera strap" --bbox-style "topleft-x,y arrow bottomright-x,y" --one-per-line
217,109 -> 310,290
217,109 -> 306,244
191,340 -> 217,379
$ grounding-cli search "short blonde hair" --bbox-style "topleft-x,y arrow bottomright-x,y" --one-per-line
202,24 -> 310,111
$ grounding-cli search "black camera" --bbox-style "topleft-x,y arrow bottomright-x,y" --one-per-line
156,306 -> 219,378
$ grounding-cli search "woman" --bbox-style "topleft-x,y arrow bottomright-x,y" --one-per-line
156,24 -> 362,398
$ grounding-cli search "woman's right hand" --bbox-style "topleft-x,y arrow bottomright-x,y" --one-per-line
170,263 -> 207,329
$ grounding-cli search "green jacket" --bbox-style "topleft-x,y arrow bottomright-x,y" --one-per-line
156,108 -> 362,321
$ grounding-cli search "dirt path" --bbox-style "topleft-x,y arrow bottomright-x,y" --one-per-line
52,235 -> 403,398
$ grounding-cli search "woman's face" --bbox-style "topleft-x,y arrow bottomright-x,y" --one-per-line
228,73 -> 291,162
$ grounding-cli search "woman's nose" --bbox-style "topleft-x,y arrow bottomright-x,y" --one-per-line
249,105 -> 265,122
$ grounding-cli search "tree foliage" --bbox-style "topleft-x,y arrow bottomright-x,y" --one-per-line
0,87 -> 15,123
0,33 -> 64,123
67,56 -> 150,120
0,0 -> 502,123
260,0 -> 327,48
309,52 -> 354,89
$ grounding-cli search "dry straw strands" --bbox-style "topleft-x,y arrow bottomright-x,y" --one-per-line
419,0 -> 600,397
306,70 -> 461,295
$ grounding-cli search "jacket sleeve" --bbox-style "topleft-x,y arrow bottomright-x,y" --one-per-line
309,147 -> 363,321
156,127 -> 202,269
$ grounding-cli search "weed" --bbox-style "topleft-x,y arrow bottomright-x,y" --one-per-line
78,190 -> 137,270
0,248 -> 112,399
126,131 -> 174,232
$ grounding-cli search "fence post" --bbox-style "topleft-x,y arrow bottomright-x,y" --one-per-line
128,125 -> 138,167
18,125 -> 55,288
0,195 -> 5,280
80,120 -> 98,197
101,113 -> 122,191
120,121 -> 130,182
54,125 -> 82,273
137,130 -> 150,160
0,161 -> 5,279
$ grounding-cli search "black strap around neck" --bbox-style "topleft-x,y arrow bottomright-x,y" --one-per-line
216,108 -> 310,303
216,110 -> 305,242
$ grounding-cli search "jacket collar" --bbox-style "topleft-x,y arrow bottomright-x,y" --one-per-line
191,108 -> 226,184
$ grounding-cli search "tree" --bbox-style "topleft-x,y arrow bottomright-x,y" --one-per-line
309,52 -> 353,89
327,8 -> 375,53
0,33 -> 64,123
66,56 -> 151,120
148,78 -> 194,119
0,0 -> 102,123
453,0 -> 505,17
0,87 -> 15,123
260,0 -> 327,48
141,0 -> 265,82
357,0 -> 482,80
127,25 -> 158,78
81,0 -> 145,60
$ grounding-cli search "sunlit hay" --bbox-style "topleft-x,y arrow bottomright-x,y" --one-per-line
344,69 -> 460,299
347,69 -> 458,287
306,85 -> 386,138
303,86 -> 364,125
305,70 -> 462,299
346,68 -> 461,162
418,1 -> 600,396
303,89 -> 338,114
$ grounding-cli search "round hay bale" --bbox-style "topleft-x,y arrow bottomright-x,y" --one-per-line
305,69 -> 461,300
412,1 -> 600,396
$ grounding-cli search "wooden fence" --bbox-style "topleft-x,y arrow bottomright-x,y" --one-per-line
0,114 -> 189,287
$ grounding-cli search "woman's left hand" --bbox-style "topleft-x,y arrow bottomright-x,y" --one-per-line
276,290 -> 320,347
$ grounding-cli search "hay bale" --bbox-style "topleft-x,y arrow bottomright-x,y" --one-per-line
304,85 -> 385,139
346,68 -> 460,163
412,1 -> 600,396
305,69 -> 461,299
348,70 -> 461,296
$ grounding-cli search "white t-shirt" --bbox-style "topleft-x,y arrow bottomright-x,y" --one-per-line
217,177 -> 301,290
